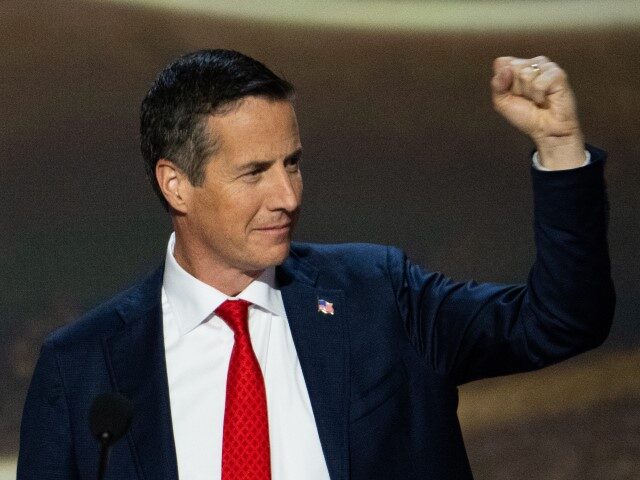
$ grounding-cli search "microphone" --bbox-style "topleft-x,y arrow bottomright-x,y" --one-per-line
89,393 -> 133,480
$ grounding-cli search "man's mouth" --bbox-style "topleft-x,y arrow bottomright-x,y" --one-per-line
255,222 -> 292,233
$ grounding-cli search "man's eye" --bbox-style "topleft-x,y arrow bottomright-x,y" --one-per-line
247,166 -> 267,177
286,157 -> 301,171
241,169 -> 263,182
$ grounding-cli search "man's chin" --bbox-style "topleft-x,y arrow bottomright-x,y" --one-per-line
268,242 -> 292,266
246,242 -> 291,270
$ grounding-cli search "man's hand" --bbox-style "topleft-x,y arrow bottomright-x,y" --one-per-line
491,56 -> 586,170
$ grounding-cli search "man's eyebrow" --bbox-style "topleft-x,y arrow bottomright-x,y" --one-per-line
238,159 -> 274,172
238,148 -> 303,172
286,148 -> 303,162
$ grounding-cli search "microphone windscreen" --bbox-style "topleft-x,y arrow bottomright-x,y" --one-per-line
89,393 -> 133,445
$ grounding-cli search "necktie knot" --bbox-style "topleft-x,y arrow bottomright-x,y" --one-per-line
216,299 -> 251,336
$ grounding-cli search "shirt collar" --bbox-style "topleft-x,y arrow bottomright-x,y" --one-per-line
162,232 -> 287,336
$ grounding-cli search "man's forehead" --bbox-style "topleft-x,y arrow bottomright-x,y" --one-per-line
205,97 -> 298,138
201,97 -> 300,164
209,95 -> 296,122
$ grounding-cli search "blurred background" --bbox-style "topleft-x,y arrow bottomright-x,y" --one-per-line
1,0 -> 639,478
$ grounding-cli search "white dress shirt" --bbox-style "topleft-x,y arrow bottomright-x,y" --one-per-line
532,150 -> 590,171
162,233 -> 331,480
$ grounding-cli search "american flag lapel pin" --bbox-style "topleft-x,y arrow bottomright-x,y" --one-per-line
317,298 -> 335,315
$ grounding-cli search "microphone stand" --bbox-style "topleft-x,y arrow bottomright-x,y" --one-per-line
97,432 -> 111,480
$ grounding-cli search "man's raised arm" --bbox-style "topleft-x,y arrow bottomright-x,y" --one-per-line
388,56 -> 615,385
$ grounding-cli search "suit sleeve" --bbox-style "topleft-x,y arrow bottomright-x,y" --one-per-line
387,145 -> 615,385
17,339 -> 80,479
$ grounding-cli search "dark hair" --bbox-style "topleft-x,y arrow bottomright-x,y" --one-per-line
140,49 -> 295,209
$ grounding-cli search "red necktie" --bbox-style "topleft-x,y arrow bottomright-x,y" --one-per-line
216,299 -> 271,480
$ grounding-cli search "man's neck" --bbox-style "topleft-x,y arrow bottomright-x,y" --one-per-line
172,238 -> 262,297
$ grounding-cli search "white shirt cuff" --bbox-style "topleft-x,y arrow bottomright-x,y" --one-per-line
532,150 -> 591,171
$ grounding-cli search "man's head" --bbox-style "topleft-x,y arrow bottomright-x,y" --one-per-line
140,49 -> 302,279
140,49 -> 295,208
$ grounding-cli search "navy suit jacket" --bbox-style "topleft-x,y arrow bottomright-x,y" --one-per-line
18,147 -> 615,479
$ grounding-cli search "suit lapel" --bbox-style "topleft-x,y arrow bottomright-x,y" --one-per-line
103,266 -> 179,480
278,255 -> 350,480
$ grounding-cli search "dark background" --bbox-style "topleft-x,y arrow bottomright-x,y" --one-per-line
1,0 -> 638,477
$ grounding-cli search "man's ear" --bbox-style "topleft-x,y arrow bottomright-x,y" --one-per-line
156,159 -> 191,213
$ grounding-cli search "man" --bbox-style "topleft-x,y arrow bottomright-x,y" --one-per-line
18,49 -> 614,479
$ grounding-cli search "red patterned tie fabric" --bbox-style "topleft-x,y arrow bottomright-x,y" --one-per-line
216,299 -> 271,480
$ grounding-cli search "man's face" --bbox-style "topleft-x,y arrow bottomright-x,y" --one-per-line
183,96 -> 303,274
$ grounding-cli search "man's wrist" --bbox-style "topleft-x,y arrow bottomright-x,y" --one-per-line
534,134 -> 586,170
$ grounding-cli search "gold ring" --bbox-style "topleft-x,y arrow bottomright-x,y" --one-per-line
530,63 -> 541,74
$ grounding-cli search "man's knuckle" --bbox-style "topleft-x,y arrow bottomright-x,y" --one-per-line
494,56 -> 508,66
532,77 -> 546,89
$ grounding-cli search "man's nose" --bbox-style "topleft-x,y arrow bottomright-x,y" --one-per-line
268,168 -> 301,212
